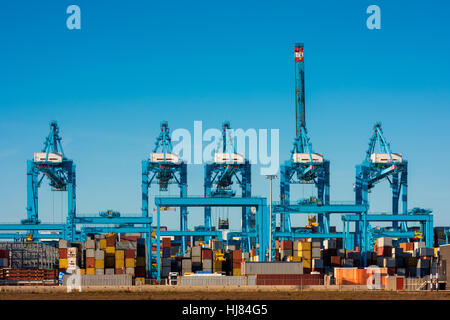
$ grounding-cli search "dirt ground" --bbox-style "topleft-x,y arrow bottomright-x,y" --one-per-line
1,287 -> 450,300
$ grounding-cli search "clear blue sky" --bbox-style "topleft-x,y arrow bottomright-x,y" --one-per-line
0,1 -> 449,231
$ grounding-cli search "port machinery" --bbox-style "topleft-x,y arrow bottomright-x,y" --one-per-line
278,43 -> 331,238
0,42 -> 435,276
271,44 -> 434,264
203,121 -> 253,252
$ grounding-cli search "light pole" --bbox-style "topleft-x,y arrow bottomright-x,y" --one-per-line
265,174 -> 278,262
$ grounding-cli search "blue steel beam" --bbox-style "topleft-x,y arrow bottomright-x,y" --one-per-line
74,217 -> 152,224
342,214 -> 431,222
0,233 -> 63,239
273,204 -> 367,214
155,196 -> 266,207
82,227 -> 151,234
0,224 -> 66,230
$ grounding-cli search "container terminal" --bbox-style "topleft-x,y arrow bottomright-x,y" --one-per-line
0,44 -> 449,295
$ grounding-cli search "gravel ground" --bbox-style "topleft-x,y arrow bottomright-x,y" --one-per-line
1,288 -> 450,300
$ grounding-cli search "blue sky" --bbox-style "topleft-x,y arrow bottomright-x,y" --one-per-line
0,1 -> 449,231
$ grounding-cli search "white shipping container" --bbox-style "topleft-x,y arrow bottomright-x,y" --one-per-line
34,152 -> 63,163
67,247 -> 77,257
414,242 -> 426,250
86,249 -> 95,258
370,153 -> 402,163
377,237 -> 393,248
419,247 -> 434,257
292,152 -> 324,163
312,248 -> 321,258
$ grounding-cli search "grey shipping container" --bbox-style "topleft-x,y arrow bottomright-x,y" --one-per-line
179,275 -> 247,286
192,246 -> 202,257
63,274 -> 132,286
241,262 -> 303,275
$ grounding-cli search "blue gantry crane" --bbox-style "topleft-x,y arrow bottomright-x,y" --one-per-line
204,121 -> 253,251
354,123 -> 408,246
25,121 -> 76,240
279,43 -> 330,235
141,121 -> 187,276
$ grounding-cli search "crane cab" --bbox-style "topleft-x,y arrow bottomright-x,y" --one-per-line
292,153 -> 323,163
33,152 -> 63,163
370,153 -> 402,164
214,153 -> 244,164
150,152 -> 180,164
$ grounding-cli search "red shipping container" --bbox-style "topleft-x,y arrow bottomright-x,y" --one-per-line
59,248 -> 68,259
250,249 -> 256,257
120,236 -> 140,242
330,256 -> 341,266
86,257 -> 95,268
202,249 -> 212,260
396,277 -> 404,290
232,250 -> 242,261
0,250 -> 9,258
125,249 -> 135,259
162,237 -> 171,248
115,268 -> 124,275
280,240 -> 293,250
106,235 -> 116,247
376,246 -> 392,257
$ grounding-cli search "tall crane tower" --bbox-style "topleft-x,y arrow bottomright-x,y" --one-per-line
26,121 -> 76,240
280,43 -> 330,235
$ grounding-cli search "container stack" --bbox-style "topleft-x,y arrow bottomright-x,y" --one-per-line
192,246 -> 202,273
135,238 -> 146,278
232,249 -> 242,276
115,250 -> 125,274
58,240 -> 68,272
125,249 -> 135,276
0,249 -> 9,268
95,249 -> 105,275
202,248 -> 213,273
280,240 -> 293,261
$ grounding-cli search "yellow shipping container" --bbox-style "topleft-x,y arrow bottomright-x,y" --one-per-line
105,246 -> 115,254
233,268 -> 241,276
115,260 -> 124,268
59,258 -> 68,269
213,261 -> 222,272
86,268 -> 95,275
99,239 -> 107,250
95,259 -> 105,269
300,250 -> 311,260
298,241 -> 312,251
115,250 -> 125,260
135,277 -> 145,285
290,256 -> 301,262
77,269 -> 86,275
125,258 -> 135,268
302,259 -> 312,269
136,256 -> 146,267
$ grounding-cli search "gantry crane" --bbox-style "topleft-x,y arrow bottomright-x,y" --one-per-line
204,121 -> 253,251
280,43 -> 330,235
354,123 -> 408,245
141,121 -> 187,256
25,121 -> 76,240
